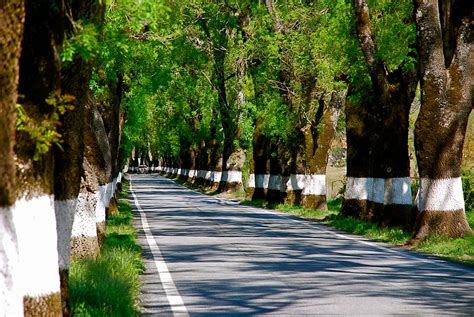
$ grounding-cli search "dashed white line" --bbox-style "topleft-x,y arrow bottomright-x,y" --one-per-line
129,175 -> 189,316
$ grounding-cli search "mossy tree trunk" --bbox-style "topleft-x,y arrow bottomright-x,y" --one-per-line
302,92 -> 344,210
412,0 -> 472,240
16,1 -> 66,315
0,1 -> 25,315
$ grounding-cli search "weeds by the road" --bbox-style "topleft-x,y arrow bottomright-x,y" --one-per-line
242,198 -> 474,265
70,179 -> 144,316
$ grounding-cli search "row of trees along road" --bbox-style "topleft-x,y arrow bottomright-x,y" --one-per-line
126,0 -> 472,241
0,0 -> 472,315
1,1 -> 126,316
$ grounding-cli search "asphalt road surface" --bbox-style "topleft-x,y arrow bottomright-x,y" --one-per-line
129,174 -> 474,316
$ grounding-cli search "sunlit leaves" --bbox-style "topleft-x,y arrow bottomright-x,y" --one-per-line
61,22 -> 100,63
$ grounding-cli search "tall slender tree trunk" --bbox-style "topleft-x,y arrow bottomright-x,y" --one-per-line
0,1 -> 25,315
104,73 -> 123,216
207,106 -> 222,189
92,103 -> 112,246
251,118 -> 270,200
16,1 -> 66,315
412,0 -> 472,240
265,0 -> 295,204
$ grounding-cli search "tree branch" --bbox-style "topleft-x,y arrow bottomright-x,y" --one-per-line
353,0 -> 388,91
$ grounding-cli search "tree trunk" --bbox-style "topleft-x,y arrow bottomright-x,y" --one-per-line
266,141 -> 285,204
251,118 -> 270,200
302,92 -> 344,210
54,2 -> 105,314
341,92 -> 376,219
70,156 -> 100,260
208,108 -> 222,190
92,103 -> 112,245
16,1 -> 66,315
0,1 -> 25,315
70,98 -> 105,258
412,0 -> 472,240
349,0 -> 417,227
106,74 -> 123,215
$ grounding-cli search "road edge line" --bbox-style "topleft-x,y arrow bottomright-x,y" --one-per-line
129,175 -> 189,316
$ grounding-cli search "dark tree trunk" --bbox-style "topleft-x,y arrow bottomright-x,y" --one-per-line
54,2 -> 104,314
412,0 -> 472,240
251,119 -> 270,200
348,0 -> 417,228
267,141 -> 285,204
0,1 -> 25,314
17,0 -> 66,315
265,0 -> 296,204
341,91 -> 376,219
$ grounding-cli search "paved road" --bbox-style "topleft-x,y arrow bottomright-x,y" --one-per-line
129,174 -> 474,316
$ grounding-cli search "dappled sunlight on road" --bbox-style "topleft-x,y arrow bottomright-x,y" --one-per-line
131,174 -> 474,316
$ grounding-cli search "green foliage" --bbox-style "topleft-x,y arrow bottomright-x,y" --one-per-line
70,180 -> 144,316
462,169 -> 473,210
96,0 -> 417,174
61,22 -> 100,63
367,0 -> 416,72
16,94 -> 75,161
417,234 -> 474,266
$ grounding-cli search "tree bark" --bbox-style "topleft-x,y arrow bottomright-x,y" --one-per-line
54,2 -> 105,315
70,98 -> 104,259
251,118 -> 270,200
0,1 -> 25,315
302,92 -> 344,210
348,0 -> 417,227
16,1 -> 66,315
412,0 -> 473,240
341,90 -> 376,219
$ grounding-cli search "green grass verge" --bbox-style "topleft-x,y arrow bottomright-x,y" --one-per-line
242,198 -> 474,265
70,179 -> 144,316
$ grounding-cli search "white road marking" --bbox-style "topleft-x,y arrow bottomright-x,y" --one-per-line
129,175 -> 189,316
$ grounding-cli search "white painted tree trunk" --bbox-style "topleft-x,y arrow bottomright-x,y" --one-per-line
71,189 -> 99,258
0,207 -> 23,317
416,178 -> 464,212
54,199 -> 78,272
12,195 -> 61,307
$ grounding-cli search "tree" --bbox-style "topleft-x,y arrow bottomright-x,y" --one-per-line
342,0 -> 417,228
55,1 -> 105,314
412,0 -> 472,240
16,0 -> 66,314
0,1 -> 25,315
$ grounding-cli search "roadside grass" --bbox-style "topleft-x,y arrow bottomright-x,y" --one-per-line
69,179 -> 145,316
242,198 -> 473,265
415,211 -> 474,265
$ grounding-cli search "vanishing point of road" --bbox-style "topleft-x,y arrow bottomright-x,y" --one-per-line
129,174 -> 474,316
